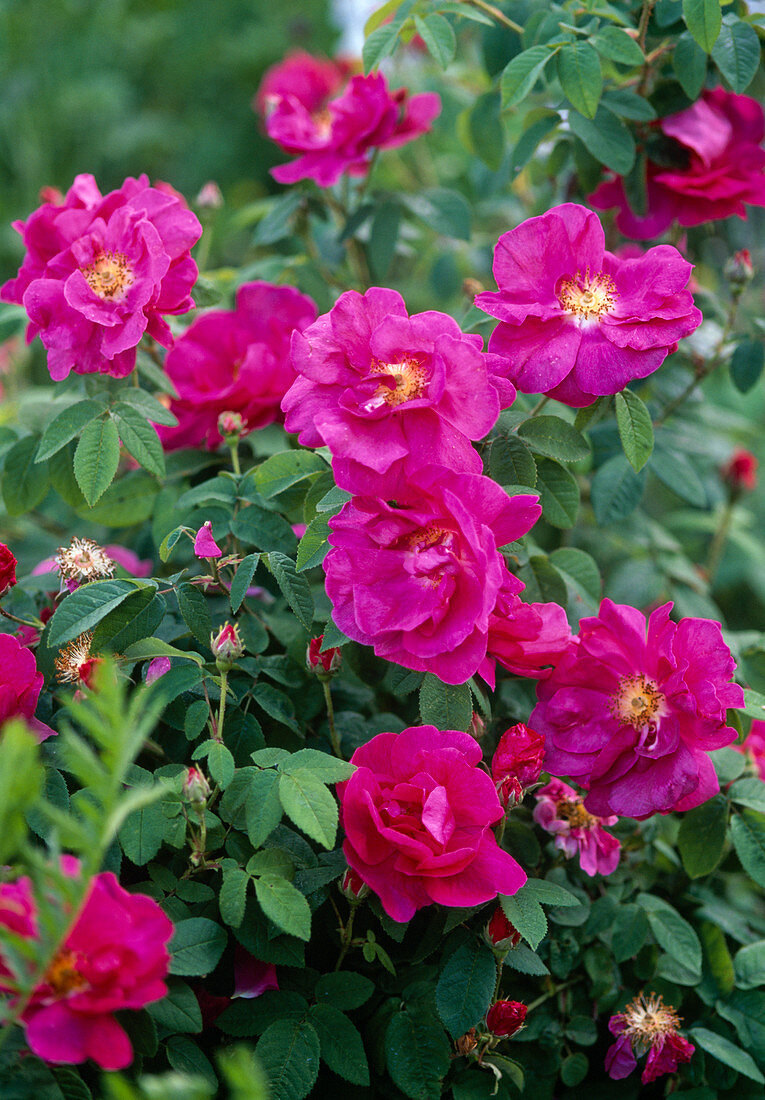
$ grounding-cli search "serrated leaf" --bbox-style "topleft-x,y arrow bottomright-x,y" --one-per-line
296,513 -> 331,572
690,1027 -> 765,1082
245,769 -> 283,847
207,742 -> 235,788
169,917 -> 228,976
220,866 -> 249,928
731,809 -> 765,888
549,547 -> 601,609
256,1018 -> 320,1100
267,552 -> 314,631
414,12 -> 456,68
419,675 -> 473,730
557,42 -> 602,119
678,795 -> 728,877
36,399 -> 105,461
147,978 -> 203,1033
254,873 -> 311,940
48,578 -> 140,645
118,799 -> 166,865
522,879 -> 582,908
615,389 -> 654,471
122,637 -> 203,665
279,769 -> 338,848
729,777 -> 765,812
674,31 -> 708,98
592,25 -> 644,65
177,582 -> 213,647
117,386 -> 178,426
501,45 -> 557,108
363,21 -> 401,73
500,890 -> 546,951
3,434 -> 51,515
310,1004 -> 370,1085
591,454 -> 646,524
637,893 -> 702,976
650,446 -> 706,506
489,434 -> 537,487
436,940 -> 496,1037
518,416 -> 589,463
569,106 -> 635,174
254,450 -> 327,499
683,0 -> 722,52
112,402 -> 166,477
280,749 -> 354,783
315,971 -> 375,1010
536,458 -> 580,528
600,88 -> 657,121
712,17 -> 760,92
74,416 -> 120,506
385,1009 -> 451,1100
230,553 -> 260,612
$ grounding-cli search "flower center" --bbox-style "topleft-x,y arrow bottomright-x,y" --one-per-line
611,674 -> 665,731
44,948 -> 87,997
311,107 -> 333,138
557,268 -> 617,325
80,250 -> 134,300
622,993 -> 681,1042
557,799 -> 599,829
370,358 -> 427,407
404,524 -> 456,588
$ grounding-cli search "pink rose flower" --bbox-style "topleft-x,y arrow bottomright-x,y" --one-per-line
0,862 -> 173,1070
590,89 -> 765,239
324,467 -> 541,684
605,993 -> 695,1084
1,174 -> 201,381
158,281 -> 317,451
337,725 -> 527,922
257,53 -> 440,187
736,720 -> 765,780
479,581 -> 572,688
533,778 -> 620,877
531,599 -> 744,819
283,286 -> 505,491
475,203 -> 701,407
491,723 -> 545,808
0,633 -> 55,741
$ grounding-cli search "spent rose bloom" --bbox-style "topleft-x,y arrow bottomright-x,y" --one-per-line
479,580 -> 572,688
590,89 -> 765,240
282,287 -> 505,491
491,723 -> 546,808
194,521 -> 222,558
0,542 -> 17,596
158,282 -> 317,451
324,467 -> 541,684
736,720 -> 765,780
475,203 -> 701,407
1,174 -> 201,380
337,725 -> 526,922
0,859 -> 173,1069
486,1000 -> 527,1037
533,779 -> 621,877
532,599 -> 744,819
605,993 -> 695,1084
0,633 -> 55,741
257,52 -> 440,187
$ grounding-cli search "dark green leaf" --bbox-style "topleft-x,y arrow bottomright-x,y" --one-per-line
510,111 -> 560,177
230,553 -> 260,612
314,971 -> 375,1010
309,1004 -> 370,1085
536,458 -> 580,528
296,513 -> 331,572
735,940 -> 765,990
712,17 -> 760,92
611,904 -> 650,963
500,45 -> 556,108
245,769 -> 283,847
560,1053 -> 588,1087
518,416 -> 590,462
731,809 -> 765,888
637,893 -> 702,977
591,454 -> 645,524
419,675 -> 473,731
557,42 -> 602,119
674,31 -> 708,98
267,552 -> 314,631
436,940 -> 496,1037
48,579 -> 140,645
385,1009 -> 451,1100
592,26 -> 644,65
489,434 -> 537,487
683,0 -> 722,52
169,917 -> 228,976
729,777 -> 765,812
36,399 -> 105,461
569,106 -> 635,174
147,978 -> 203,1034
689,1027 -> 765,1082
3,435 -> 51,515
74,416 -> 120,506
500,890 -> 547,951
254,873 -> 311,941
177,582 -> 213,647
111,402 -> 166,477
615,390 -> 654,471
678,795 -> 728,877
256,1018 -> 320,1100
650,446 -> 707,506
254,451 -> 327,499
278,769 -> 338,848
730,339 -> 765,393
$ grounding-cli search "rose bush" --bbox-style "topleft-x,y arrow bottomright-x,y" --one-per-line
0,2 -> 764,1098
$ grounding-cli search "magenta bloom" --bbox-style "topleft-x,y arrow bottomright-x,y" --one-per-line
0,633 -> 55,741
194,521 -> 222,558
605,993 -> 695,1084
533,778 -> 620,877
324,467 -> 541,684
475,203 -> 701,407
479,581 -> 572,688
491,723 -> 546,808
158,281 -> 317,451
258,54 -> 440,186
2,174 -> 201,381
531,599 -> 744,819
283,287 -> 504,490
591,89 -> 765,239
0,863 -> 173,1069
337,725 -> 527,922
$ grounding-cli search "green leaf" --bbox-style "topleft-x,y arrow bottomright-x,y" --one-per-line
592,25 -> 644,65
500,45 -> 557,108
615,390 -> 654,471
561,1052 -> 589,1087
314,971 -> 375,1011
500,890 -> 547,951
518,555 -> 567,605
230,553 -> 260,612
253,190 -> 303,245
689,1027 -> 765,1083
363,21 -> 401,73
405,188 -> 472,241
121,637 -> 203,665
517,416 -> 590,463
591,454 -> 645,524
678,795 -> 728,877
233,504 -> 296,554
734,940 -> 765,990
309,1004 -> 370,1085
278,769 -> 338,848
368,200 -> 402,279
279,748 -> 354,783
413,13 -> 456,68
683,0 -> 722,52
169,917 -> 228,976
3,435 -> 51,515
48,579 -> 140,645
712,17 -> 760,92
569,106 -> 636,174
436,940 -> 496,1038
600,88 -> 657,121
78,469 -> 157,527
254,450 -> 327,499
557,42 -> 602,119
489,434 -> 537,487
730,339 -> 765,393
637,893 -> 702,977
650,446 -> 707,506
536,458 -> 580,528
674,31 -> 708,98
549,547 -> 602,610
385,1009 -> 451,1100
36,399 -> 105,461
111,402 -> 166,477
206,742 -> 235,789
467,92 -> 507,172
147,978 -> 203,1034
117,386 -> 178,427
731,809 -> 765,888
611,904 -> 650,963
701,921 -> 735,996
245,769 -> 283,847
419,675 -> 473,731
256,1018 -> 320,1100
296,513 -> 331,572
254,873 -> 311,941
729,777 -> 765,812
510,111 -> 560,177
73,416 -> 120,506
119,799 -> 166,865
0,723 -> 44,864
177,582 -> 213,647
267,552 -> 314,631
504,943 -> 550,976
522,879 -> 582,908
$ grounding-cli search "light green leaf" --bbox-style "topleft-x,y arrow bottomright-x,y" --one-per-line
36,399 -> 105,461
48,579 -> 141,645
254,873 -> 311,941
501,45 -> 557,108
592,25 -> 644,64
278,769 -> 338,848
413,13 -> 456,68
674,31 -> 708,98
615,390 -> 654,472
230,553 -> 260,612
536,458 -> 580,528
677,795 -> 728,878
570,106 -> 635,174
683,0 -> 722,52
112,402 -> 166,477
557,42 -> 602,119
690,1027 -> 765,1082
74,416 -> 120,506
518,416 -> 590,463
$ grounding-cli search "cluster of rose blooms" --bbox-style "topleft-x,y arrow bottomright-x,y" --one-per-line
1,45 -> 765,1084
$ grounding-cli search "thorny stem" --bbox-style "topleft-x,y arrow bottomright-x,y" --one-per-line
637,0 -> 655,53
335,907 -> 356,971
465,0 -> 524,35
323,677 -> 343,758
216,670 -> 229,742
492,957 -> 505,1002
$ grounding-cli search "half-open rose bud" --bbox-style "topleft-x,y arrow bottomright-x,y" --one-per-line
211,622 -> 244,669
724,249 -> 754,287
486,1000 -> 527,1037
184,766 -> 211,808
722,448 -> 758,495
307,635 -> 342,677
491,723 -> 545,809
340,867 -> 369,904
484,906 -> 522,951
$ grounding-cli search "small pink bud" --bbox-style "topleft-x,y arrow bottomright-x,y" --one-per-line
307,635 -> 342,676
211,622 -> 244,667
196,181 -> 223,209
340,867 -> 369,903
218,410 -> 247,438
469,711 -> 485,739
194,521 -> 222,559
146,656 -> 172,684
184,766 -> 211,806
725,249 -> 754,286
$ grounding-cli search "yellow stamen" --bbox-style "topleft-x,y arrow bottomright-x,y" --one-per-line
81,250 -> 134,300
558,267 -> 617,324
370,358 -> 427,407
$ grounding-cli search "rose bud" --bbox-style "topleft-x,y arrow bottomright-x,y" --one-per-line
184,766 -> 211,807
211,622 -> 244,670
722,448 -> 758,495
486,1000 -> 527,1037
724,249 -> 754,287
469,711 -> 485,739
194,521 -> 222,559
307,635 -> 342,677
196,181 -> 223,209
217,410 -> 247,440
491,723 -> 545,809
340,867 -> 369,904
484,906 -> 522,952
0,542 -> 17,597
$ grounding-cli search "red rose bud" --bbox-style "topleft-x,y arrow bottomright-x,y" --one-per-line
724,249 -> 754,286
0,542 -> 18,597
722,448 -> 758,494
307,635 -> 342,676
485,906 -> 522,951
486,1000 -> 527,1037
340,867 -> 369,903
211,622 -> 244,669
184,766 -> 211,807
491,723 -> 545,808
